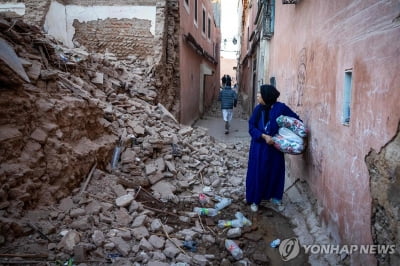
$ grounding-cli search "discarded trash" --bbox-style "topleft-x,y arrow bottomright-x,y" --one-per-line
202,186 -> 212,193
225,239 -> 243,260
111,146 -> 121,169
214,196 -> 232,210
61,258 -> 74,266
107,253 -> 122,259
218,219 -> 243,228
128,134 -> 137,147
198,193 -> 208,205
182,240 -> 197,252
217,212 -> 252,228
59,53 -> 68,62
235,212 -> 252,226
270,238 -> 281,248
193,207 -> 219,216
227,227 -> 242,238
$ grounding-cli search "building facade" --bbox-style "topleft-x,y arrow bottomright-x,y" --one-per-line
238,0 -> 400,265
1,0 -> 221,125
179,0 -> 221,125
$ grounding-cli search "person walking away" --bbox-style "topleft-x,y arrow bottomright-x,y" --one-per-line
218,75 -> 238,134
221,75 -> 227,90
245,84 -> 301,212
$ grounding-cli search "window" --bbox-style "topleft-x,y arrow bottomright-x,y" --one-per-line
214,43 -> 219,58
342,70 -> 353,125
194,0 -> 198,26
202,6 -> 206,35
208,16 -> 211,39
264,0 -> 275,39
184,0 -> 189,13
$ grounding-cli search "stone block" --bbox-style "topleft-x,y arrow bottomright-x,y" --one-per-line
115,194 -> 134,207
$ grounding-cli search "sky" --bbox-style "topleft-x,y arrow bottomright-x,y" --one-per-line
220,0 -> 240,59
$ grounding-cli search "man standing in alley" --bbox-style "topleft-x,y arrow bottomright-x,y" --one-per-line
219,75 -> 238,134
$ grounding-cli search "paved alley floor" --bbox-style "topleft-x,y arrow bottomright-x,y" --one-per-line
194,115 -> 250,144
193,99 -> 343,265
193,97 -> 250,144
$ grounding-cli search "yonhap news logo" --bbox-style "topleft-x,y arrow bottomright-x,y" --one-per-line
278,237 -> 396,261
279,238 -> 301,261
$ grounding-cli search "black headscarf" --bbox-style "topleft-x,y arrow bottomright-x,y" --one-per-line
256,84 -> 280,126
260,84 -> 280,108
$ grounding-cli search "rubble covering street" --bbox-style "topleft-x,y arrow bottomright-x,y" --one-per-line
0,17 -> 317,266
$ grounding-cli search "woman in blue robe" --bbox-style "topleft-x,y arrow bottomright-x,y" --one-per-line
245,85 -> 300,212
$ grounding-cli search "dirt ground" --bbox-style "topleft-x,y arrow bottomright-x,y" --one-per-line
0,180 -> 309,266
0,195 -> 309,266
0,17 -> 309,263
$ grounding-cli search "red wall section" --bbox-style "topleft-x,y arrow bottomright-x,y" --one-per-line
270,1 -> 400,265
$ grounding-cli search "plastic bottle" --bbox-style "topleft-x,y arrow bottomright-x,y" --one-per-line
193,207 -> 219,217
111,146 -> 121,169
270,238 -> 281,248
214,196 -> 232,210
235,212 -> 252,226
225,239 -> 243,260
218,219 -> 243,228
198,193 -> 208,206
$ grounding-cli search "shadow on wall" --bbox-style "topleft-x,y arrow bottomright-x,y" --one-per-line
366,122 -> 400,265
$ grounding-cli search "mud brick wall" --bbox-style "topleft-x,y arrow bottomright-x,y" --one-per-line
73,18 -> 154,59
366,123 -> 400,265
23,0 -> 51,27
152,0 -> 180,119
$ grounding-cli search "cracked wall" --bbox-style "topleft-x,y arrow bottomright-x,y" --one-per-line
152,0 -> 180,120
73,17 -> 154,59
366,122 -> 400,265
2,0 -> 182,122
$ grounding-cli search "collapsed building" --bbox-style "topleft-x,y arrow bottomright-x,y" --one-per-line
0,1 -> 312,265
0,12 -> 257,265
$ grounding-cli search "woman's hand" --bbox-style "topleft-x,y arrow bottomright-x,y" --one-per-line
262,134 -> 274,145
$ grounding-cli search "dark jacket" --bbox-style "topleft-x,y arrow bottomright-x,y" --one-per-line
218,86 -> 237,109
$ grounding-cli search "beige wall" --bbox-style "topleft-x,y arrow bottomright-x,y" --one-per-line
269,1 -> 400,265
220,57 -> 237,86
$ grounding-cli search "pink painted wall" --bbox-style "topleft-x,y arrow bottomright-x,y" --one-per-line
270,1 -> 400,264
179,0 -> 221,125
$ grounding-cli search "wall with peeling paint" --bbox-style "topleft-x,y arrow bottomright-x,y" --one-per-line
268,0 -> 400,265
43,1 -> 156,49
179,0 -> 221,125
0,3 -> 25,16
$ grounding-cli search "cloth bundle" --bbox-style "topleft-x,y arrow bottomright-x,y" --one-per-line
272,115 -> 307,155
276,115 -> 308,137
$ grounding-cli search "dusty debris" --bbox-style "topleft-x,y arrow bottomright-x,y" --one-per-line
0,17 -> 312,265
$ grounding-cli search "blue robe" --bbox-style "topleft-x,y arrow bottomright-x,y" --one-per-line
245,102 -> 300,205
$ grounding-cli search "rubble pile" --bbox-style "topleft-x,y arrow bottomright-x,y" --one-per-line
0,14 -> 175,212
0,17 -> 285,265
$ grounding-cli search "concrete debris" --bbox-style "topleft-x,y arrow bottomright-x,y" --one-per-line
0,16 -> 337,265
0,37 -> 30,83
0,17 -> 253,265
